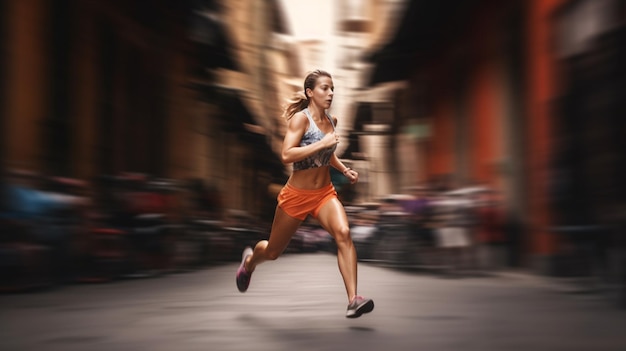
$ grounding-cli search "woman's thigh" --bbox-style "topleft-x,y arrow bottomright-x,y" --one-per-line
266,206 -> 302,254
316,197 -> 349,238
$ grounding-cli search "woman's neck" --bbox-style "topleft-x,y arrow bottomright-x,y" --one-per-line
307,104 -> 325,121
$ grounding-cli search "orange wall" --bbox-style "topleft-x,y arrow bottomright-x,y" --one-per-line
525,0 -> 567,255
4,0 -> 48,171
467,1 -> 505,186
469,61 -> 500,183
423,0 -> 567,257
428,94 -> 454,177
425,3 -> 504,187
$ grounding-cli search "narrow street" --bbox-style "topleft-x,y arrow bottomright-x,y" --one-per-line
1,253 -> 624,351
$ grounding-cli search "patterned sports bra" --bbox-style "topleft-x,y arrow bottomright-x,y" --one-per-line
292,108 -> 337,171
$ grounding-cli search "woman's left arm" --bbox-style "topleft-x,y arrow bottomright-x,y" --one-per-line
329,117 -> 358,184
330,154 -> 358,184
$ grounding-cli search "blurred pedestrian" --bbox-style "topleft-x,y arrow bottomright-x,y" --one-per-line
235,69 -> 374,318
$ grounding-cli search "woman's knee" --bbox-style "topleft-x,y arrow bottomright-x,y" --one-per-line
333,226 -> 352,246
265,249 -> 282,261
260,242 -> 282,261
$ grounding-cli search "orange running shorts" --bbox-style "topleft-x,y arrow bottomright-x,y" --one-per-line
277,183 -> 338,221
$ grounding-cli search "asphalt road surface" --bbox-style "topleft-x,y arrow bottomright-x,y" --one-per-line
1,253 -> 625,351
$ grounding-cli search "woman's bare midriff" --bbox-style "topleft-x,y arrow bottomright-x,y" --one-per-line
287,166 -> 332,190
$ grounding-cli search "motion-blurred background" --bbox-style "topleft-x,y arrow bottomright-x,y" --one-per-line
0,0 -> 624,307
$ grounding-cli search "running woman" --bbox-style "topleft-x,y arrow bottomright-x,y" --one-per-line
236,69 -> 374,318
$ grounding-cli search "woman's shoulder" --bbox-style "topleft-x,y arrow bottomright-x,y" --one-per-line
294,109 -> 308,118
288,111 -> 310,130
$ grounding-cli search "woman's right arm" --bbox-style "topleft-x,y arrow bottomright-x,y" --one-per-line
281,112 -> 337,164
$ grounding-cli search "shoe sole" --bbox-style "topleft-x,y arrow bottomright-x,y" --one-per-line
346,299 -> 374,318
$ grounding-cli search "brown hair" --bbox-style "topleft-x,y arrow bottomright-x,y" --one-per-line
282,69 -> 332,120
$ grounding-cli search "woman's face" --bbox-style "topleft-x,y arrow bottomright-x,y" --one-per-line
307,76 -> 334,109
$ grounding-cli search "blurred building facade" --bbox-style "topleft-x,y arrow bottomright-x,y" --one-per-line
189,0 -> 299,219
0,0 -> 301,221
362,0 -> 626,274
333,0 -> 410,202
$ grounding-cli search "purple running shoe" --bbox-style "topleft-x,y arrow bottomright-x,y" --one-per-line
236,247 -> 253,292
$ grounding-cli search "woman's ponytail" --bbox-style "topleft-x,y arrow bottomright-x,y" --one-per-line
282,90 -> 309,120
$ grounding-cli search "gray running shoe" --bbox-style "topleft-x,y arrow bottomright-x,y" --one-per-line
346,295 -> 374,318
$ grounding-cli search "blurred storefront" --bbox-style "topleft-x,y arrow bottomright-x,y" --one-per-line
549,0 -> 625,280
362,0 -> 625,274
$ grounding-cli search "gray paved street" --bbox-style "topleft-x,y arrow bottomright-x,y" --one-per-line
1,252 -> 625,351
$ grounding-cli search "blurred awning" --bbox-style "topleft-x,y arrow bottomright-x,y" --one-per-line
343,81 -> 407,157
364,0 -> 471,86
268,0 -> 291,34
189,82 -> 261,133
355,81 -> 408,103
189,82 -> 286,178
343,80 -> 405,158
189,9 -> 239,71
366,56 -> 413,86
